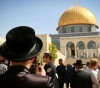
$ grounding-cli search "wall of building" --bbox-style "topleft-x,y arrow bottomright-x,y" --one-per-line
54,50 -> 65,66
0,37 -> 5,45
36,34 -> 51,55
60,36 -> 100,58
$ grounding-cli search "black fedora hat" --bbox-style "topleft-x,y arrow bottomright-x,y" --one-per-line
74,60 -> 85,65
0,26 -> 43,61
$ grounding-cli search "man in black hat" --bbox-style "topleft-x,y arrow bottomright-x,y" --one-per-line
70,59 -> 93,88
0,26 -> 54,88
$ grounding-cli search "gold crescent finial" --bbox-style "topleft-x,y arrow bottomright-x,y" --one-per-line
75,0 -> 78,6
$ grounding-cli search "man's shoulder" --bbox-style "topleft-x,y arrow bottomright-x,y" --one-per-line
83,70 -> 91,74
57,65 -> 65,69
50,62 -> 55,66
27,74 -> 51,82
49,63 -> 56,69
80,70 -> 91,76
0,73 -> 50,85
76,70 -> 91,77
56,65 -> 60,68
0,73 -> 54,88
24,73 -> 49,80
24,74 -> 54,87
84,68 -> 92,72
86,68 -> 97,74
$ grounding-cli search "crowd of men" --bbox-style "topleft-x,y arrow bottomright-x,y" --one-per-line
0,26 -> 100,88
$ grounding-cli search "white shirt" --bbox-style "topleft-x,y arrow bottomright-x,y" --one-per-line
0,63 -> 7,75
85,67 -> 98,88
97,70 -> 100,88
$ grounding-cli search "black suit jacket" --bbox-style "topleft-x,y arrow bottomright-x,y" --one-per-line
56,64 -> 66,82
70,70 -> 93,88
0,66 -> 54,88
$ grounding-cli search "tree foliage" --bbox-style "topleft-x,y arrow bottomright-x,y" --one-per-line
37,54 -> 42,65
49,43 -> 58,62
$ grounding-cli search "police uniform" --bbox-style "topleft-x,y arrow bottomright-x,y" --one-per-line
44,62 -> 58,87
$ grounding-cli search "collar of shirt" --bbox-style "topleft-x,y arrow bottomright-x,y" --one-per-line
45,62 -> 52,66
7,65 -> 30,73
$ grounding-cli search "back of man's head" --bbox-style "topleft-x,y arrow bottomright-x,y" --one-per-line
59,58 -> 63,61
90,58 -> 98,65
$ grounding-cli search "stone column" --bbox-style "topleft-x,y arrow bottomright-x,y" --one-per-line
66,46 -> 68,58
66,49 -> 68,58
96,43 -> 99,58
68,48 -> 71,58
91,48 -> 92,58
86,43 -> 88,58
64,45 -> 66,57
97,48 -> 99,57
77,47 -> 79,57
98,47 -> 99,58
75,44 -> 77,58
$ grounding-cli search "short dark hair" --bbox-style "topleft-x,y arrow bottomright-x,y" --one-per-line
86,62 -> 89,66
44,53 -> 52,60
76,65 -> 83,68
59,58 -> 63,61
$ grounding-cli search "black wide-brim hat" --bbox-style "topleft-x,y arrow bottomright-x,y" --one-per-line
74,60 -> 85,65
0,26 -> 43,61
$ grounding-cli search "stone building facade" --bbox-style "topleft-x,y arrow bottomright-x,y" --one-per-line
50,5 -> 100,59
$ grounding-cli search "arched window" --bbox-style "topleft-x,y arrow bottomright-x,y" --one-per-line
88,41 -> 96,49
66,42 -> 74,49
77,41 -> 84,49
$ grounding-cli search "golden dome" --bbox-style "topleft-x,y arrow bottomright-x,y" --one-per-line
57,6 -> 98,30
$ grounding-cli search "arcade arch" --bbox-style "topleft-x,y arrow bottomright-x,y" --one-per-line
66,42 -> 75,58
61,38 -> 100,58
76,41 -> 86,58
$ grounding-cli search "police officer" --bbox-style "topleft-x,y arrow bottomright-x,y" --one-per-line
43,52 -> 59,88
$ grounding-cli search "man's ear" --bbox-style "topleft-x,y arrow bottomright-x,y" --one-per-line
30,58 -> 35,62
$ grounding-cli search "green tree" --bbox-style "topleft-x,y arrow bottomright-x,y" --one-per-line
37,54 -> 42,65
49,43 -> 58,62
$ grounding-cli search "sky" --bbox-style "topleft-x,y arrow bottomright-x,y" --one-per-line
0,0 -> 100,37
